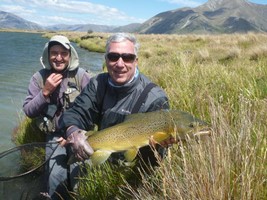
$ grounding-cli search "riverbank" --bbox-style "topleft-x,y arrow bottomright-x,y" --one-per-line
42,31 -> 107,53
0,28 -> 46,33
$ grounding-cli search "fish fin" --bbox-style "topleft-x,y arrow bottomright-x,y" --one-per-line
86,130 -> 97,137
124,160 -> 136,167
151,132 -> 170,143
124,147 -> 138,162
90,150 -> 112,166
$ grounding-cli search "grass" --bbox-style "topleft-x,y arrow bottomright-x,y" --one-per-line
72,162 -> 139,200
12,117 -> 45,145
13,31 -> 267,199
12,117 -> 46,174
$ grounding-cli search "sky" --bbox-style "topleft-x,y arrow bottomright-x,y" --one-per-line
0,0 -> 266,27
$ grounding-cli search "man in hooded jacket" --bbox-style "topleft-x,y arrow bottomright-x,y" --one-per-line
23,35 -> 90,199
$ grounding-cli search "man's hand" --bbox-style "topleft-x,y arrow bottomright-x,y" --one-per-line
149,136 -> 177,148
159,137 -> 177,148
43,73 -> 63,98
63,129 -> 94,162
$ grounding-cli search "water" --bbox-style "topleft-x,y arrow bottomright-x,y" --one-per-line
0,32 -> 104,151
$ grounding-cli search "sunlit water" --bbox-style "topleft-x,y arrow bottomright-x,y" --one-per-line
0,32 -> 104,151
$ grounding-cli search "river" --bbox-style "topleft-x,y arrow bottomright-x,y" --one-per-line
0,32 -> 104,152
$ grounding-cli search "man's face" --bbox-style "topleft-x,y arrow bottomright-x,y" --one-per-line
49,45 -> 70,72
105,40 -> 138,85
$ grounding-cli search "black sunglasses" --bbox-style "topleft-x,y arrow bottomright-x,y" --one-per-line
106,52 -> 137,63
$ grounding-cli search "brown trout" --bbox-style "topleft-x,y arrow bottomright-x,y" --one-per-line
76,110 -> 210,166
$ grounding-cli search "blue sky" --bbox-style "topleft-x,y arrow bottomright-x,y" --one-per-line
0,0 -> 266,26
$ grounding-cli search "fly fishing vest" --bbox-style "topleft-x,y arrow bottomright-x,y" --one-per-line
35,68 -> 87,133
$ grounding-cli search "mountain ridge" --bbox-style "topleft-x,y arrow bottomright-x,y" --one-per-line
0,11 -> 43,30
1,0 -> 266,34
138,0 -> 267,34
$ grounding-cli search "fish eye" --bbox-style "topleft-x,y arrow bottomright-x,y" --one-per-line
189,122 -> 194,128
189,121 -> 200,127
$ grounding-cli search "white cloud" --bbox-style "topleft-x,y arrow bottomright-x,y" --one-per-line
0,0 -> 144,26
41,16 -> 82,25
0,5 -> 36,15
160,0 -> 202,7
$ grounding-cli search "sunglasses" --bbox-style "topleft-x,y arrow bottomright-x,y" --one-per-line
106,52 -> 137,63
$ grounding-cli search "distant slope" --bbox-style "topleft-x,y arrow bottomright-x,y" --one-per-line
111,23 -> 142,33
45,23 -> 116,32
138,0 -> 267,34
1,0 -> 267,34
0,11 -> 43,30
0,10 -> 141,33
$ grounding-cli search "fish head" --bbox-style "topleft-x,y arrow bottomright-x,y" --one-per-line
170,110 -> 211,141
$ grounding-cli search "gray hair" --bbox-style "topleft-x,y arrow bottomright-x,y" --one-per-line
105,33 -> 140,56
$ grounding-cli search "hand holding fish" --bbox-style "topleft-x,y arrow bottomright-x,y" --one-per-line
149,135 -> 177,148
159,136 -> 177,147
59,128 -> 94,162
68,130 -> 94,161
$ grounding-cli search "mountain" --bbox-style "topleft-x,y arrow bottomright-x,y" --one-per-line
1,0 -> 267,34
111,23 -> 142,33
0,11 -> 43,30
0,10 -> 141,33
45,23 -> 116,32
138,0 -> 267,34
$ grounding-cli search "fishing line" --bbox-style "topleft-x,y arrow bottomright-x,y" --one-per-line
0,141 -> 59,181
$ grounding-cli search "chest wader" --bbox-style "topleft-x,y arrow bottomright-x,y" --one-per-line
35,68 -> 86,134
35,68 -> 87,191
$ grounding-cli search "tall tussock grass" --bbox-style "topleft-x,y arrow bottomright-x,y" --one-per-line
119,97 -> 266,200
132,33 -> 266,199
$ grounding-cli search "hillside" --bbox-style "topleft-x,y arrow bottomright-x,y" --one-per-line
138,0 -> 267,34
1,0 -> 266,34
0,11 -> 43,30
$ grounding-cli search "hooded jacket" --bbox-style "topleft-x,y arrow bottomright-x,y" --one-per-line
23,35 -> 90,131
40,35 -> 79,71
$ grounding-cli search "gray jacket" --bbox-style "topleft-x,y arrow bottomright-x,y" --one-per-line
59,71 -> 169,132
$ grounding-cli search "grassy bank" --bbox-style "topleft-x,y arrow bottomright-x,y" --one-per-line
15,32 -> 267,199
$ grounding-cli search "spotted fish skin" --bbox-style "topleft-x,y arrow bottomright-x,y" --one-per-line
69,110 -> 210,165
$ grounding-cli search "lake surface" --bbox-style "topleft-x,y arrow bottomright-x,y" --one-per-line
0,32 -> 104,152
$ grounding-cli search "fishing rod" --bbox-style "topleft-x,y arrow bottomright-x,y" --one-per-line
0,141 -> 59,181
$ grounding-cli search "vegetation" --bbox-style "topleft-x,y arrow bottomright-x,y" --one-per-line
14,32 -> 267,199
42,31 -> 107,52
13,117 -> 45,145
12,118 -> 46,174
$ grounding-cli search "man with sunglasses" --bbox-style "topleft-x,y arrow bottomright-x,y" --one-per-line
59,32 -> 171,167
